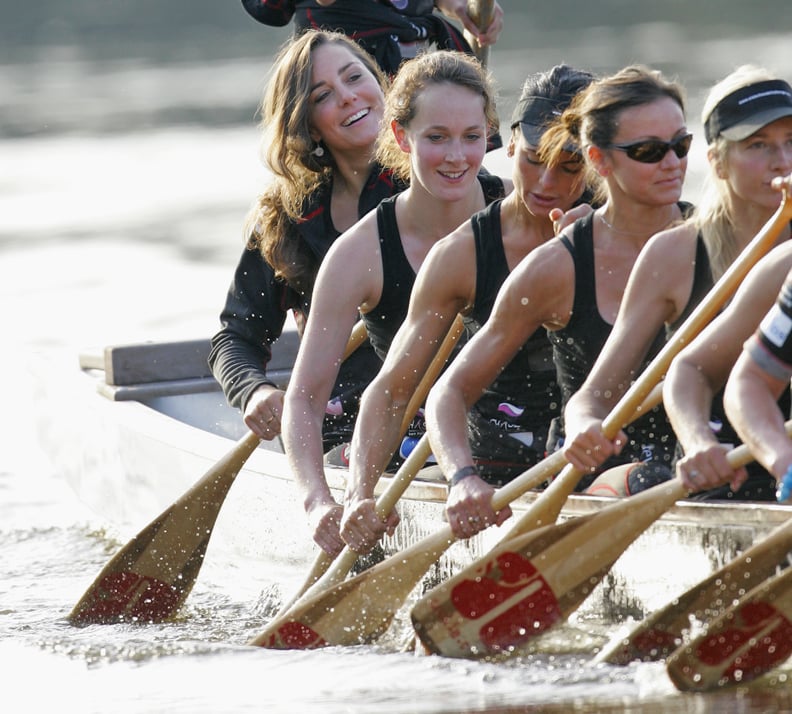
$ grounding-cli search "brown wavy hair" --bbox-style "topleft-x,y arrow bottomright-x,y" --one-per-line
374,50 -> 499,184
245,30 -> 388,292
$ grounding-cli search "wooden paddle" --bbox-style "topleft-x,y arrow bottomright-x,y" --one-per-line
597,515 -> 792,665
68,321 -> 368,625
408,185 -> 792,657
273,315 -> 465,616
248,447 -> 569,648
464,0 -> 495,66
250,184 -> 792,650
666,561 -> 792,692
414,429 -> 792,659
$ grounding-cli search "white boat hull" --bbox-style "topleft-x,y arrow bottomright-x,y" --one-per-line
33,338 -> 792,628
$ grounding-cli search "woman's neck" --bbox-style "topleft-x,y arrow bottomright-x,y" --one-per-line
597,200 -> 679,244
504,192 -> 554,242
332,151 -> 377,198
399,178 -> 485,243
731,197 -> 790,251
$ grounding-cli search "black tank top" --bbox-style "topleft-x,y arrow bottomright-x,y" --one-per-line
466,200 -> 560,430
363,172 -> 505,359
547,210 -> 675,462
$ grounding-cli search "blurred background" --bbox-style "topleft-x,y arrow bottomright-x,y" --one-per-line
4,1 -> 791,268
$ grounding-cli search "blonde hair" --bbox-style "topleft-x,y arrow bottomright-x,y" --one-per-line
245,30 -> 388,290
374,50 -> 499,183
541,65 -> 686,206
696,65 -> 779,281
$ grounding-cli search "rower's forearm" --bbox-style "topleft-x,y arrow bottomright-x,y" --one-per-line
283,397 -> 334,510
426,386 -> 475,478
348,389 -> 409,500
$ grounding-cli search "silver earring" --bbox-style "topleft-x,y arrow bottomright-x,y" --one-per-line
312,143 -> 325,158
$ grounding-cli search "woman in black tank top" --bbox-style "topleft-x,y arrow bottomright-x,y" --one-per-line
340,65 -> 597,552
663,67 -> 792,502
425,65 -> 693,532
281,50 -> 507,556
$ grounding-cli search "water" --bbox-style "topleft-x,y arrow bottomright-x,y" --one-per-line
4,2 -> 792,712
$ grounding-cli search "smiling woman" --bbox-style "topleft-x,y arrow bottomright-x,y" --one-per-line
208,30 -> 404,464
281,49 -> 507,557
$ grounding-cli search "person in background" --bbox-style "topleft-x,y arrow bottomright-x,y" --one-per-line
209,30 -> 405,449
426,65 -> 691,538
724,241 -> 792,502
662,70 -> 792,501
565,66 -> 792,498
339,64 -> 596,553
241,0 -> 504,77
282,50 -> 507,556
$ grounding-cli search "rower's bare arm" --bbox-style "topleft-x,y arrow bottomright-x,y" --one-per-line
725,350 -> 792,481
282,219 -> 381,553
426,241 -> 572,477
347,229 -> 475,499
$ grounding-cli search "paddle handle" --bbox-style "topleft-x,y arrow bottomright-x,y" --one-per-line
343,320 -> 368,360
464,0 -> 495,66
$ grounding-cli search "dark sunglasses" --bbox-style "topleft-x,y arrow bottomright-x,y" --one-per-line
607,133 -> 693,164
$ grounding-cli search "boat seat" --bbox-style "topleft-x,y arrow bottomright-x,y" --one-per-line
79,331 -> 300,401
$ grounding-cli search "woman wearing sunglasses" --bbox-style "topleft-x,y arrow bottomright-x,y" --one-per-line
564,65 -> 792,498
424,65 -> 691,533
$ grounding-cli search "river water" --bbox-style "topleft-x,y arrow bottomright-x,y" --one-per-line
3,2 -> 792,712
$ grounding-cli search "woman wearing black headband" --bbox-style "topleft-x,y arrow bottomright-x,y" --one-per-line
662,65 -> 792,501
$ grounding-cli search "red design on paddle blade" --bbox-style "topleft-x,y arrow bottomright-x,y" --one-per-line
630,628 -> 682,660
263,621 -> 328,650
451,551 -> 561,653
694,602 -> 792,685
71,571 -> 180,624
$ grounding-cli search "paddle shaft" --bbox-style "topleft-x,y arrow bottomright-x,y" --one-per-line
273,316 -> 464,616
69,321 -> 368,625
463,0 -> 495,66
343,319 -> 368,360
501,381 -> 664,541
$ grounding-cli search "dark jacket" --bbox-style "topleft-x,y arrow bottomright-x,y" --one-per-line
209,163 -> 404,438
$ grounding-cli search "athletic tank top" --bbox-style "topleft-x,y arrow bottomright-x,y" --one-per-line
466,200 -> 560,431
363,172 -> 505,359
547,210 -> 675,462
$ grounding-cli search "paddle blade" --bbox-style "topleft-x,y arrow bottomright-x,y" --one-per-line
598,518 -> 792,665
412,479 -> 687,658
69,431 -> 260,625
666,566 -> 792,692
412,517 -> 586,658
249,527 -> 455,648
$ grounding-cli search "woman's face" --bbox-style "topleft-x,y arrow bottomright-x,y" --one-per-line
393,82 -> 488,201
307,42 -> 385,155
721,116 -> 792,211
598,96 -> 688,207
510,131 -> 586,218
